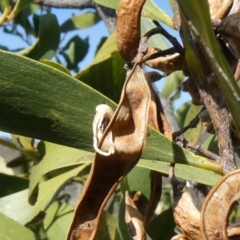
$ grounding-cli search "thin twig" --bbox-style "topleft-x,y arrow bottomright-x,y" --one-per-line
153,20 -> 184,55
172,108 -> 204,140
186,141 -> 220,161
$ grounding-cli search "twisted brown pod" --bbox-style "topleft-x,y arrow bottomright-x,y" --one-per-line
116,0 -> 146,63
208,0 -> 233,19
66,64 -> 153,240
144,47 -> 187,74
200,169 -> 240,240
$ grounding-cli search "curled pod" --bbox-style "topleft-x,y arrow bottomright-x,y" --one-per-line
173,191 -> 201,240
208,0 -> 233,19
144,47 -> 187,74
200,169 -> 240,240
116,0 -> 146,63
125,191 -> 146,240
217,14 -> 240,79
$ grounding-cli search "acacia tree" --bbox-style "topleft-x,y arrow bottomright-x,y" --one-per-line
0,0 -> 240,239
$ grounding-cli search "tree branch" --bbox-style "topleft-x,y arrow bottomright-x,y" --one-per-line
34,0 -> 94,9
34,0 -> 116,33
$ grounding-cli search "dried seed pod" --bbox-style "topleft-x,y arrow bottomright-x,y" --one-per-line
125,191 -> 146,240
208,0 -> 233,19
217,14 -> 240,80
200,169 -> 240,240
173,191 -> 201,240
67,65 -> 153,240
227,225 -> 240,239
182,77 -> 202,106
144,47 -> 187,74
116,0 -> 146,63
171,234 -> 189,240
228,0 -> 240,15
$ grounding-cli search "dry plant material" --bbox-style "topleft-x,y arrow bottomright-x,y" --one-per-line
216,14 -> 240,80
67,64 -> 153,240
208,0 -> 233,19
200,169 -> 240,240
228,0 -> 240,15
143,47 -> 187,74
173,190 -> 201,240
171,234 -> 189,240
92,104 -> 114,156
227,225 -> 240,239
116,0 -> 146,64
125,191 -> 146,240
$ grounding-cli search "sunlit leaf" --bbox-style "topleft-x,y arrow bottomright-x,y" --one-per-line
11,134 -> 39,160
121,167 -> 151,201
41,59 -> 71,75
161,70 -> 184,99
28,141 -> 93,203
60,11 -> 101,32
143,127 -> 222,175
0,212 -> 35,240
0,49 -> 115,150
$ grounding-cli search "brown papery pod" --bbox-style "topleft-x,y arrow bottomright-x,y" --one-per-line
217,14 -> 240,79
144,47 -> 187,75
173,191 -> 201,240
228,225 -> 240,239
66,64 -> 152,240
200,169 -> 240,240
125,191 -> 146,240
228,0 -> 240,15
116,0 -> 146,63
208,0 -> 232,19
